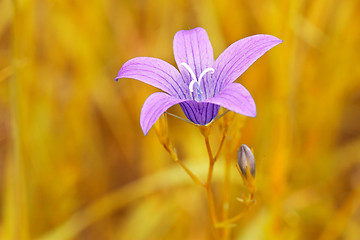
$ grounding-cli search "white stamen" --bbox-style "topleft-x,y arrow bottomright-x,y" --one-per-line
189,80 -> 198,93
180,62 -> 215,93
188,80 -> 197,93
198,67 -> 215,86
180,63 -> 198,84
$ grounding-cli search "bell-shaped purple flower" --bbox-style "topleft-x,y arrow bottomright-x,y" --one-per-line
116,27 -> 282,135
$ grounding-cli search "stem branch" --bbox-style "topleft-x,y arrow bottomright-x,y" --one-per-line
201,126 -> 221,239
162,144 -> 204,186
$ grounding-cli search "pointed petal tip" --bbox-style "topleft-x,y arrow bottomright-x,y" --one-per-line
175,27 -> 206,34
244,94 -> 257,118
140,119 -> 151,136
192,27 -> 207,34
253,34 -> 283,45
246,106 -> 257,118
115,67 -> 124,81
250,102 -> 257,118
276,38 -> 284,44
140,92 -> 185,136
140,112 -> 151,136
141,124 -> 150,136
269,35 -> 283,43
269,36 -> 283,45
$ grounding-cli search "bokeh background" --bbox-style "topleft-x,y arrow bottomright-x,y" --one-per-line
1,0 -> 360,239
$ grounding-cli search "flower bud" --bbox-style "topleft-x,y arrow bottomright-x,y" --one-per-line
237,144 -> 256,192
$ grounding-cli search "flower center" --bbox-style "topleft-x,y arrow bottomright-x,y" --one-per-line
180,63 -> 215,96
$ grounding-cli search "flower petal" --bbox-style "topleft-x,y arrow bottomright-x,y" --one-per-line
173,27 -> 214,98
203,83 -> 256,117
140,92 -> 186,135
214,34 -> 282,94
116,57 -> 188,99
179,101 -> 219,125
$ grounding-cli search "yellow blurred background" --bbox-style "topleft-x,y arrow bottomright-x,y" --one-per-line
1,0 -> 360,239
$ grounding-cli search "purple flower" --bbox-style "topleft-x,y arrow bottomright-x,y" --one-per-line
116,27 -> 282,135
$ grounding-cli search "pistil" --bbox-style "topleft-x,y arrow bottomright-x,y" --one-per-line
180,62 -> 215,101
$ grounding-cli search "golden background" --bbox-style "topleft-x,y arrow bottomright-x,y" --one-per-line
1,0 -> 360,239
